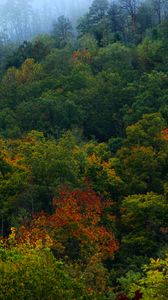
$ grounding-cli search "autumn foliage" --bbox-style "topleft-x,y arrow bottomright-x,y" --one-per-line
18,189 -> 118,261
1,4 -> 168,298
161,128 -> 168,141
72,49 -> 92,65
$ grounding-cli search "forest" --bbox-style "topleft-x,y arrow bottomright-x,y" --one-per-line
0,0 -> 168,299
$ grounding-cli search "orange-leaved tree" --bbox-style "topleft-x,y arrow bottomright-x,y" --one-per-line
18,189 -> 118,262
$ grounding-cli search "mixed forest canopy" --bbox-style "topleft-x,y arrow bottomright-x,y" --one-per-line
0,0 -> 168,299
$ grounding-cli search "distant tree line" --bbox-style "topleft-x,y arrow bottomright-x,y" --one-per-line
0,0 -> 168,45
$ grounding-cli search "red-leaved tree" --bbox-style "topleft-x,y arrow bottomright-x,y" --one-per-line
18,189 -> 118,262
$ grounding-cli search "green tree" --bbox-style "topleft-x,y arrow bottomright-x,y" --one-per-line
77,0 -> 110,45
123,254 -> 168,300
52,16 -> 73,48
121,193 -> 168,256
0,241 -> 90,300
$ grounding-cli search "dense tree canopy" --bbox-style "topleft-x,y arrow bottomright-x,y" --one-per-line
0,0 -> 168,299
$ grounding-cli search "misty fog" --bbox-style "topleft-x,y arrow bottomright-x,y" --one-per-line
33,0 -> 92,15
0,0 -> 92,43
